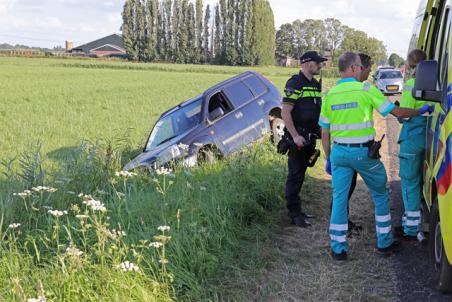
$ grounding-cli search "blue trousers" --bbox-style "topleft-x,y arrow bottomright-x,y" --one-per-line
330,144 -> 393,253
399,135 -> 424,236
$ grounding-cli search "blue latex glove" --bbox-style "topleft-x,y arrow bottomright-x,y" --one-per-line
419,104 -> 435,115
326,158 -> 332,175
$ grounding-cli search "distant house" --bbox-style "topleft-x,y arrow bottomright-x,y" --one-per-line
69,34 -> 125,57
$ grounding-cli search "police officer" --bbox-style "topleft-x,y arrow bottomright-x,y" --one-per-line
398,49 -> 433,239
319,52 -> 434,260
282,50 -> 327,227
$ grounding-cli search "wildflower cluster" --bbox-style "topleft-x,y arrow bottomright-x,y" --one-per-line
8,223 -> 21,229
32,186 -> 57,193
115,171 -> 137,178
13,190 -> 32,197
106,229 -> 126,240
116,261 -> 140,272
149,241 -> 163,248
81,197 -> 107,212
156,167 -> 173,176
27,297 -> 45,302
48,210 -> 68,218
66,246 -> 83,257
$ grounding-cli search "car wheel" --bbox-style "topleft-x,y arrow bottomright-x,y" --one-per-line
197,146 -> 221,165
271,118 -> 285,145
429,198 -> 452,293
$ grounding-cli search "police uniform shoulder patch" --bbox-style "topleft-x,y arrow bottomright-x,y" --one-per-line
284,87 -> 294,97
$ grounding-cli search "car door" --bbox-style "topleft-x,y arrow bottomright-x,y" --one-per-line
205,90 -> 245,154
220,79 -> 266,151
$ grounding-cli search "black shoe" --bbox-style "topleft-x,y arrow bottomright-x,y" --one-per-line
347,220 -> 362,237
401,234 -> 417,241
291,215 -> 312,228
331,250 -> 347,261
376,240 -> 401,257
301,211 -> 315,219
393,226 -> 404,238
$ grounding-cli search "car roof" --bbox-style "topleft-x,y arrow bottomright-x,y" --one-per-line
203,71 -> 260,97
160,95 -> 203,118
159,71 -> 262,118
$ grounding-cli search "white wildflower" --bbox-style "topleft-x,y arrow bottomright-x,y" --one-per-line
8,223 -> 21,229
116,261 -> 140,272
159,258 -> 169,264
115,171 -> 137,178
31,186 -> 56,193
149,242 -> 163,248
83,198 -> 107,212
158,225 -> 170,232
66,191 -> 76,195
27,297 -> 45,302
13,190 -> 32,197
75,214 -> 89,220
78,193 -> 84,198
66,246 -> 83,257
48,210 -> 67,218
178,143 -> 189,151
199,186 -> 207,191
107,229 -> 126,240
155,167 -> 172,176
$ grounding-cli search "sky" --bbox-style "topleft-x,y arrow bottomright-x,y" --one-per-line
0,0 -> 419,56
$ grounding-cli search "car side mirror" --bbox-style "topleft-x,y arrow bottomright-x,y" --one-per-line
209,107 -> 224,121
413,60 -> 442,103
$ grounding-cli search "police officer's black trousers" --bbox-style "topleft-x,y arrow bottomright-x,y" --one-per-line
285,145 -> 315,218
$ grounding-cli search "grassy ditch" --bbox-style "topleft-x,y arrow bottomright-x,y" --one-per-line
0,138 -> 286,301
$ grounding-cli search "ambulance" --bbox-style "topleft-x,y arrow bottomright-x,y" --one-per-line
410,0 -> 452,292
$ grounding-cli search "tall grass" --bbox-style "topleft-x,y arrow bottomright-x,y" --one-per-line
0,137 -> 286,301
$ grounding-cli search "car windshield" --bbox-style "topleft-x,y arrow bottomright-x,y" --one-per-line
146,98 -> 203,150
379,71 -> 403,79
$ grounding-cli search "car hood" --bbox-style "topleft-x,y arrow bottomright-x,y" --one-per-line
377,79 -> 403,86
123,128 -> 197,171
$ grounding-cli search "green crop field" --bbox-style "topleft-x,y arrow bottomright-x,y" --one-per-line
0,57 -> 345,301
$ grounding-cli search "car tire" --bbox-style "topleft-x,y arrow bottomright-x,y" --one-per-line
429,198 -> 452,293
197,146 -> 221,165
271,118 -> 285,145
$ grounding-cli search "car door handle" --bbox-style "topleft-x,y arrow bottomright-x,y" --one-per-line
235,112 -> 243,119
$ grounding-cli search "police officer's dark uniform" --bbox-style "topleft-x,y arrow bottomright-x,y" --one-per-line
283,51 -> 327,227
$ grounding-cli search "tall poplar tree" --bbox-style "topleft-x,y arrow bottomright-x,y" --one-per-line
203,4 -> 211,62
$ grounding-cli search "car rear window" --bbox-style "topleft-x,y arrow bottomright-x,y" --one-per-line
243,75 -> 268,96
224,81 -> 254,107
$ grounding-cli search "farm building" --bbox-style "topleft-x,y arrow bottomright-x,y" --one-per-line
69,34 -> 125,57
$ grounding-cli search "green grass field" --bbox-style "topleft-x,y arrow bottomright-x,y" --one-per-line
0,57 -> 337,163
0,57 -> 331,301
2,57 -> 388,302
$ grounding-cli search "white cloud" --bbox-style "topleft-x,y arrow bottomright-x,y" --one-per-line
0,0 -> 16,15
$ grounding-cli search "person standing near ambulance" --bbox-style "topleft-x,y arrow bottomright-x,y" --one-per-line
320,52 -> 434,260
397,49 -> 433,239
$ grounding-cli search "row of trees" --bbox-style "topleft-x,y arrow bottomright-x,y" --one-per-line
121,0 -> 275,65
275,18 -> 388,65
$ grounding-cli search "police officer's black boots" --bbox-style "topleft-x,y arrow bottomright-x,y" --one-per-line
291,215 -> 312,228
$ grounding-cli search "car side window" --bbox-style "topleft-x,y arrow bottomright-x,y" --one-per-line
207,91 -> 234,122
243,75 -> 268,96
223,81 -> 254,108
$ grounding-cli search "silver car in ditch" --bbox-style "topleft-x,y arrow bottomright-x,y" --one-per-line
373,68 -> 404,95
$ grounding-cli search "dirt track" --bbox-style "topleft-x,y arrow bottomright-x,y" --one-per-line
377,97 -> 452,302
256,97 -> 452,301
